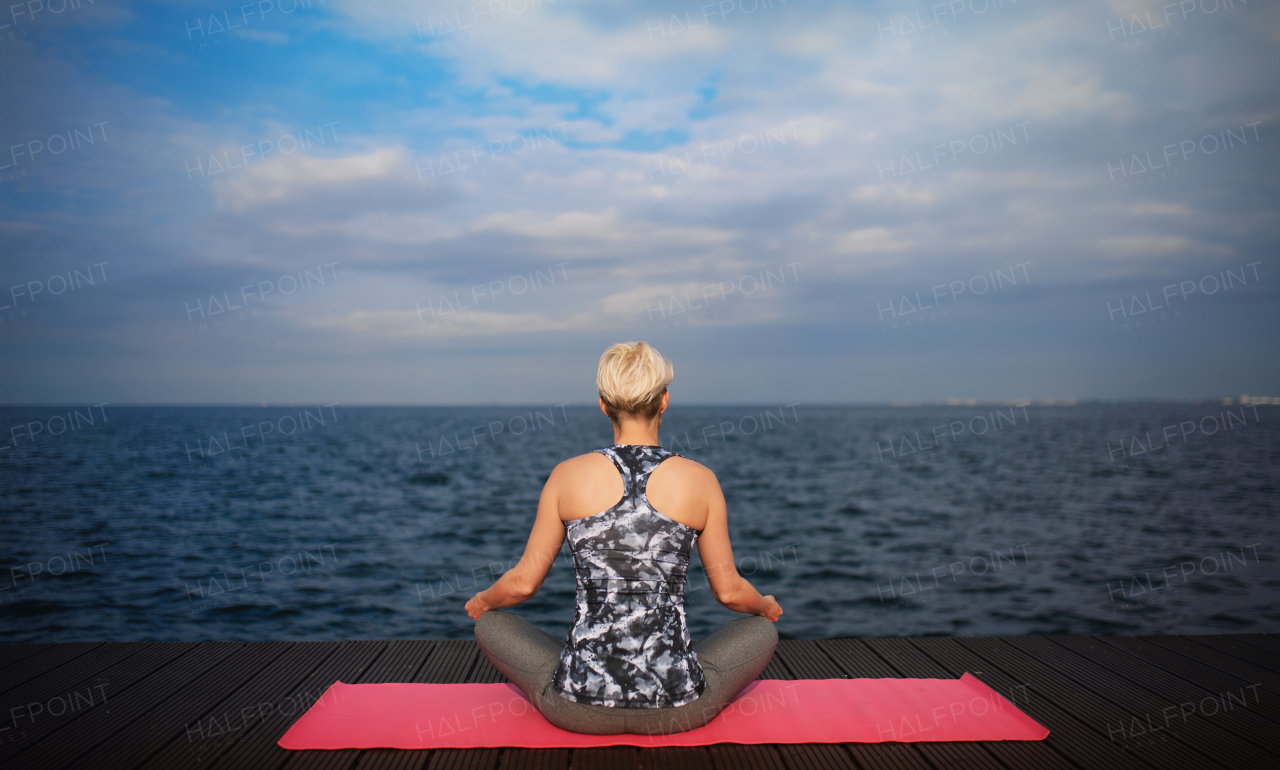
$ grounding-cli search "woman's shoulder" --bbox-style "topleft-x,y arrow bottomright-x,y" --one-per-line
549,450 -> 615,480
649,453 -> 720,493
658,453 -> 715,477
549,450 -> 717,486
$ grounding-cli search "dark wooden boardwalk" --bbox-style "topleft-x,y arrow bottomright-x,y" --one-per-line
1,634 -> 1277,769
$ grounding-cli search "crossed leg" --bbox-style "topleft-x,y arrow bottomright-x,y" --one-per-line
475,611 -> 778,735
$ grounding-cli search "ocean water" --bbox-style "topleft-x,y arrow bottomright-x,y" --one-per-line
0,404 -> 1276,643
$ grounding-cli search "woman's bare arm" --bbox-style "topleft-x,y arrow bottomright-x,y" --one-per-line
695,468 -> 783,622
465,462 -> 567,620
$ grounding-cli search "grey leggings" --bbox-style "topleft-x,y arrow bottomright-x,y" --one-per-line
474,611 -> 778,735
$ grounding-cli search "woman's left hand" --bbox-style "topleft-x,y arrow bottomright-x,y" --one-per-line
465,593 -> 488,620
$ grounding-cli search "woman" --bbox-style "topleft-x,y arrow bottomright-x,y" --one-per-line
466,341 -> 783,735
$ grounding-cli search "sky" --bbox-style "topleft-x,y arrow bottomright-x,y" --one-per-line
1,0 -> 1277,405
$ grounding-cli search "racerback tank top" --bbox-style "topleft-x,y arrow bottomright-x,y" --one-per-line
551,444 -> 706,708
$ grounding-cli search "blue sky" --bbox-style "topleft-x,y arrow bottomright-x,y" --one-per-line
1,0 -> 1277,404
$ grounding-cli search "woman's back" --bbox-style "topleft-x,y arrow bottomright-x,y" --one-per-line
551,445 -> 706,708
555,448 -> 712,531
468,341 -> 781,734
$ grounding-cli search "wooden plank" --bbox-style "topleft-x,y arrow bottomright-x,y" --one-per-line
759,655 -> 790,680
139,642 -> 344,769
0,642 -> 151,716
1139,635 -> 1280,705
774,640 -> 849,680
0,642 -> 105,696
72,641 -> 295,770
991,636 -> 1237,768
361,640 -> 437,684
1091,635 -> 1280,727
637,746 -> 713,770
771,639 -> 846,767
294,642 -> 437,770
282,743 -> 360,770
1016,636 -> 1275,764
287,640 -> 438,770
959,636 -> 1220,768
1,642 -> 198,766
1042,636 -> 1278,760
497,748 -> 568,770
354,641 -> 518,770
469,650 -> 507,684
708,743 -> 788,770
863,638 -> 1034,770
343,641 -> 440,770
870,637 -> 1078,770
0,644 -> 53,674
427,747 -> 499,770
6,634 -> 1273,769
1183,635 -> 1280,674
770,743 -> 855,770
809,641 -> 930,769
570,747 -> 639,770
355,748 -> 430,770
9,642 -> 244,769
419,641 -> 500,770
1229,634 -> 1280,656
814,639 -> 899,678
207,641 -> 390,770
910,636 -> 1155,770
420,640 -> 484,684
786,640 -> 929,770
759,643 -> 863,769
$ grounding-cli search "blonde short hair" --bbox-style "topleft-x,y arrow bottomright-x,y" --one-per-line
597,342 -> 673,423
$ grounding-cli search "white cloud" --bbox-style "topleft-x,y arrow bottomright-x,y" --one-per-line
1097,235 -> 1195,257
213,147 -> 410,211
832,226 -> 914,255
308,307 -> 605,338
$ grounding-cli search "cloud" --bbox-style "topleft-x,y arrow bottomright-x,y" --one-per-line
1,0 -> 1276,403
832,226 -> 914,255
308,307 -> 604,338
213,146 -> 411,211
1096,235 -> 1230,258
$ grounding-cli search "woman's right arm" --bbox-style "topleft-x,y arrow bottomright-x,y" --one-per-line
695,469 -> 783,622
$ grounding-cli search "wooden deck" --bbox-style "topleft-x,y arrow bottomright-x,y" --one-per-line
1,634 -> 1276,769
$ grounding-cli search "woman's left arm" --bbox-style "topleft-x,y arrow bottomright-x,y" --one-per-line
465,464 -> 567,620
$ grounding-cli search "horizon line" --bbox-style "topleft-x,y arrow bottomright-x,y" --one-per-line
0,398 -> 1274,408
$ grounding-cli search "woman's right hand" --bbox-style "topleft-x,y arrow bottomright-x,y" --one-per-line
760,595 -> 783,623
465,593 -> 489,621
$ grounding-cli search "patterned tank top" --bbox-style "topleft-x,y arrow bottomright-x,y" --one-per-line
551,444 -> 706,708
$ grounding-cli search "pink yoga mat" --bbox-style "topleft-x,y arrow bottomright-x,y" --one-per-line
278,674 -> 1048,749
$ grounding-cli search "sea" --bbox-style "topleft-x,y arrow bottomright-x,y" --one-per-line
1,404 -> 1275,643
